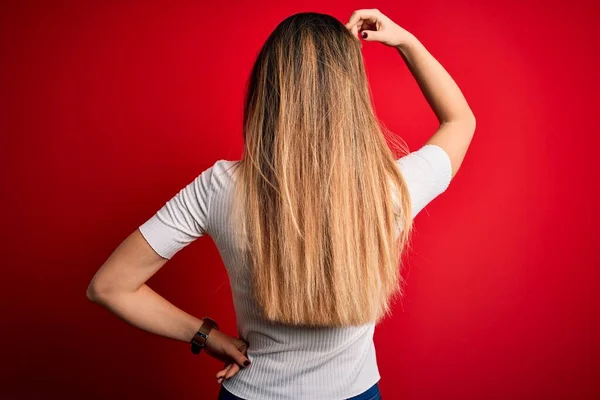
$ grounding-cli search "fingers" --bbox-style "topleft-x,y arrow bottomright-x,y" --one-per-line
345,9 -> 381,31
225,363 -> 241,380
215,363 -> 241,384
228,342 -> 251,369
215,359 -> 244,384
214,338 -> 251,385
216,363 -> 233,384
360,29 -> 383,42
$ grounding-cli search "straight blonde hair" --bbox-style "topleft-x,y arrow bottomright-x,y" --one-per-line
231,12 -> 413,327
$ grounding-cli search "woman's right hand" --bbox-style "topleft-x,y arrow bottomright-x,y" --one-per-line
201,328 -> 251,384
345,9 -> 415,48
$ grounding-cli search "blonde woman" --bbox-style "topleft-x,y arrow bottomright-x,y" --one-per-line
86,9 -> 475,400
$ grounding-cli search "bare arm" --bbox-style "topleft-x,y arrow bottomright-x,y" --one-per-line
86,229 -> 249,378
86,169 -> 251,380
396,34 -> 476,178
86,229 -> 203,343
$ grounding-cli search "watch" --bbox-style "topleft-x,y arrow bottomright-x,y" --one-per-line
191,317 -> 219,355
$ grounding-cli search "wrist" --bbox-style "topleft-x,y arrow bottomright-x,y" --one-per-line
395,33 -> 418,53
190,317 -> 219,355
186,317 -> 204,342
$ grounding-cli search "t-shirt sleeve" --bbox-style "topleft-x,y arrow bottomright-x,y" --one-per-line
138,164 -> 215,260
395,144 -> 453,218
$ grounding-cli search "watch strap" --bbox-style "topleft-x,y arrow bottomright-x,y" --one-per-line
191,317 -> 218,355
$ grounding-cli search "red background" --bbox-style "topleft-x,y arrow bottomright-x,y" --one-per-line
1,1 -> 598,398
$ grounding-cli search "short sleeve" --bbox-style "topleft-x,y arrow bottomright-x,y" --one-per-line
138,164 -> 215,260
395,144 -> 453,218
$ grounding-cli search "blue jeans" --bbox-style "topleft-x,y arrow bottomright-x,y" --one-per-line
217,381 -> 381,400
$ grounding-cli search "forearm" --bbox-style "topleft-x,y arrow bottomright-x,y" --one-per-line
396,34 -> 475,124
89,283 -> 202,343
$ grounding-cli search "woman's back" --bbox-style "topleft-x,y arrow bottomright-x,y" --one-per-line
138,143 -> 452,399
88,9 -> 475,400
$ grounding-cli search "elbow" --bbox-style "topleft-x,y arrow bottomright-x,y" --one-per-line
466,114 -> 476,136
440,115 -> 476,136
442,110 -> 476,132
459,109 -> 476,131
86,282 -> 100,302
457,113 -> 476,136
469,113 -> 476,131
86,279 -> 110,303
466,107 -> 476,128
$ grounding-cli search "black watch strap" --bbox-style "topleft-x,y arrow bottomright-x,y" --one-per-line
191,317 -> 218,355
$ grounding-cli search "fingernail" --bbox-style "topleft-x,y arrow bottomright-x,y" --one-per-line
243,360 -> 250,367
362,32 -> 368,39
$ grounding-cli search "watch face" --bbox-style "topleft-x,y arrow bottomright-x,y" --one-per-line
192,319 -> 217,355
192,332 -> 207,348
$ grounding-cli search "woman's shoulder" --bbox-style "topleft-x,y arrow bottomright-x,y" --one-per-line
211,159 -> 242,176
208,159 -> 243,192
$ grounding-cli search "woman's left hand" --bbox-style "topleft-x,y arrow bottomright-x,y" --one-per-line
203,328 -> 251,384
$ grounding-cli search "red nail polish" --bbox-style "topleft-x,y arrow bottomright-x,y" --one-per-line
362,32 -> 368,39
244,360 -> 250,367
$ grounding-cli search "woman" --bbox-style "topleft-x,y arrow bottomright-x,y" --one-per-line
86,9 -> 475,400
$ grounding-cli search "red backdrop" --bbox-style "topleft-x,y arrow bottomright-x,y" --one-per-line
1,1 -> 597,398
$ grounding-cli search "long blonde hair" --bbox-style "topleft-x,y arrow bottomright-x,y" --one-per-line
231,12 -> 413,327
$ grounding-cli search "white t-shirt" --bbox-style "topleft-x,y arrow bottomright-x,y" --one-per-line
139,144 -> 452,400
